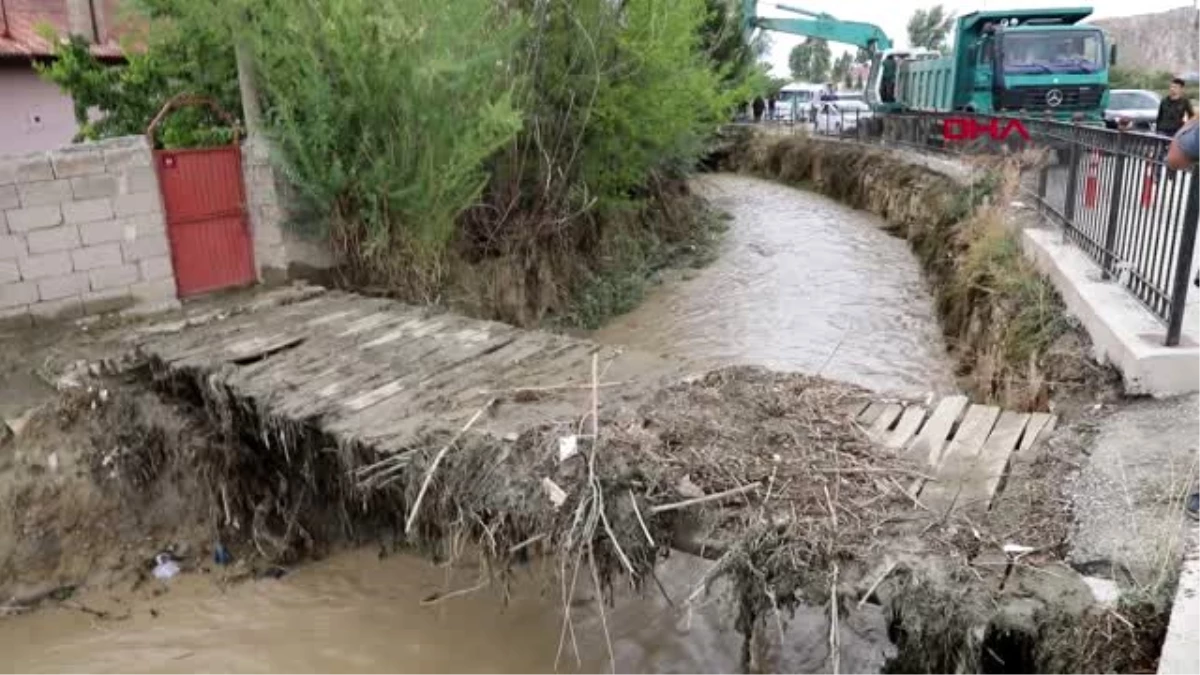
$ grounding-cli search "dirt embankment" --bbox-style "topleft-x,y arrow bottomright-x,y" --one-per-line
722,133 -> 1120,413
0,306 -> 1140,674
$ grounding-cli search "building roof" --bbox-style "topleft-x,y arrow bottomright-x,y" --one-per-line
0,0 -> 128,60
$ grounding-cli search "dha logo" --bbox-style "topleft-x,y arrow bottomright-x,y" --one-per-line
942,117 -> 1031,142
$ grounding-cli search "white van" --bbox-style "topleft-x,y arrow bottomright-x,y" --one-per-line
777,83 -> 825,122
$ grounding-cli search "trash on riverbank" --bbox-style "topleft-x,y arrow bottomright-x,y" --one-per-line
152,554 -> 180,581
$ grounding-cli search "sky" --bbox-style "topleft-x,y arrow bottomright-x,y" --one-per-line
757,0 -> 1198,77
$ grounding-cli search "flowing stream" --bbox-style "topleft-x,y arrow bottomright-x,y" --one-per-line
0,174 -> 956,673
595,173 -> 957,398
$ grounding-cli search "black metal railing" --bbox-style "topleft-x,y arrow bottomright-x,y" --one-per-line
856,113 -> 1199,347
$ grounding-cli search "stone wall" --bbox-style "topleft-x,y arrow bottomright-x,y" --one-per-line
1,137 -> 177,327
1,134 -> 333,328
240,135 -> 332,282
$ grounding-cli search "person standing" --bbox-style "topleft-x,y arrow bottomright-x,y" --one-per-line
1156,78 -> 1195,138
752,96 -> 766,123
1155,79 -> 1194,182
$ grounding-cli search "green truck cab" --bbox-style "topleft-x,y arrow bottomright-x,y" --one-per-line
890,7 -> 1113,123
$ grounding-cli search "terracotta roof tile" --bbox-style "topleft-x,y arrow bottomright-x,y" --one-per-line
0,0 -> 130,60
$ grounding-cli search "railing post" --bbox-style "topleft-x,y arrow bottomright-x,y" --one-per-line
1037,163 -> 1049,214
1101,133 -> 1127,280
1164,171 -> 1199,347
1063,128 -> 1082,223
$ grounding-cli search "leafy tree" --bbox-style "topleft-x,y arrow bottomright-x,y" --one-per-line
831,52 -> 853,86
35,5 -> 240,147
39,0 -> 743,313
1110,67 -> 1199,98
907,4 -> 955,53
789,38 -> 831,82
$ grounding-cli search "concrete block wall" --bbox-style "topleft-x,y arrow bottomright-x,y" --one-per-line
1,137 -> 178,327
241,135 -> 332,282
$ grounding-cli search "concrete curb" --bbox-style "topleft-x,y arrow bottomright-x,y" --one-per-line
1158,540 -> 1199,674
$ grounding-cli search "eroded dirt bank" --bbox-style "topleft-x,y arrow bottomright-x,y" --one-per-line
721,132 -> 1121,414
0,283 -> 1156,673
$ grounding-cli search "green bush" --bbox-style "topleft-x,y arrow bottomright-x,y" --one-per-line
38,0 -> 760,323
232,0 -> 524,290
1110,67 -> 1199,99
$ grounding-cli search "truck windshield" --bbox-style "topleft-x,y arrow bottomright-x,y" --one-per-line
1002,30 -> 1104,75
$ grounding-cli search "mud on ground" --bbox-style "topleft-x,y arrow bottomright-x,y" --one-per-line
0,333 -> 1138,674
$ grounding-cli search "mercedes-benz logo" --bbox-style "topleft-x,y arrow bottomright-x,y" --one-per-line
1046,89 -> 1064,107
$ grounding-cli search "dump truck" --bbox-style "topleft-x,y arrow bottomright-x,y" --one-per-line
887,7 -> 1114,122
742,2 -> 1114,123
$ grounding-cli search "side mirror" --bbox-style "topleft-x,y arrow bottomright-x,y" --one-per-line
1109,44 -> 1117,66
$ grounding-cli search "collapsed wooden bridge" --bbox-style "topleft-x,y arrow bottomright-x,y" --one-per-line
129,284 -> 1056,524
851,397 -> 1057,514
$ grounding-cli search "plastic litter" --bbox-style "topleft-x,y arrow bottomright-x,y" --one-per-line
558,435 -> 579,462
541,477 -> 568,508
152,553 -> 181,580
213,543 -> 233,566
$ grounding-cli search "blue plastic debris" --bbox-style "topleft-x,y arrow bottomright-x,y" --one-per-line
213,542 -> 233,566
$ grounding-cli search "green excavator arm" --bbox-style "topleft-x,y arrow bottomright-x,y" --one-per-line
741,1 -> 893,52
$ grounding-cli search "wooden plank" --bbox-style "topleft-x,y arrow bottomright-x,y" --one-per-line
884,405 -> 927,450
1017,412 -> 1057,457
840,399 -> 871,418
867,403 -> 904,441
224,333 -> 305,363
905,395 -> 969,467
344,379 -> 406,412
956,411 -> 1030,512
918,404 -> 1001,512
858,402 -> 886,426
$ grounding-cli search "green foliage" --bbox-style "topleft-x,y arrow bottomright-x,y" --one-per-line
831,52 -> 853,88
34,4 -> 240,148
38,0 -> 751,320
578,0 -> 727,197
1110,67 -> 1199,99
907,4 -> 955,53
230,0 -> 524,284
789,38 -> 831,82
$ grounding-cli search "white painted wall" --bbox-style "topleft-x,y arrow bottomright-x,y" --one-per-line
0,66 -> 79,157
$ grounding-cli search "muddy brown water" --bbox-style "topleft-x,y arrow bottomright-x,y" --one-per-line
595,173 -> 957,398
0,175 -> 954,672
0,550 -> 746,673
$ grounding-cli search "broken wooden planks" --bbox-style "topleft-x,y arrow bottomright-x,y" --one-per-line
848,392 -> 1059,515
906,395 -> 969,468
866,403 -> 904,440
955,410 -> 1030,512
1016,412 -> 1057,458
918,404 -> 1000,513
883,405 -> 927,450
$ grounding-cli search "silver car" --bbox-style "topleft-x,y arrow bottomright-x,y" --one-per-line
1105,89 -> 1160,130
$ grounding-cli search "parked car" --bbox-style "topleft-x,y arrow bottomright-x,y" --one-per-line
814,100 -> 872,135
1104,89 -> 1160,130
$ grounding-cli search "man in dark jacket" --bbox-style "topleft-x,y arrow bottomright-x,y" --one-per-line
1155,78 -> 1194,182
1156,78 -> 1194,138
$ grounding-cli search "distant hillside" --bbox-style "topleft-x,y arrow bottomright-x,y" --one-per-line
1093,6 -> 1199,76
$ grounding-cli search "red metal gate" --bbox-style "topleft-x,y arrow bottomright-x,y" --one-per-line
150,96 -> 256,297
